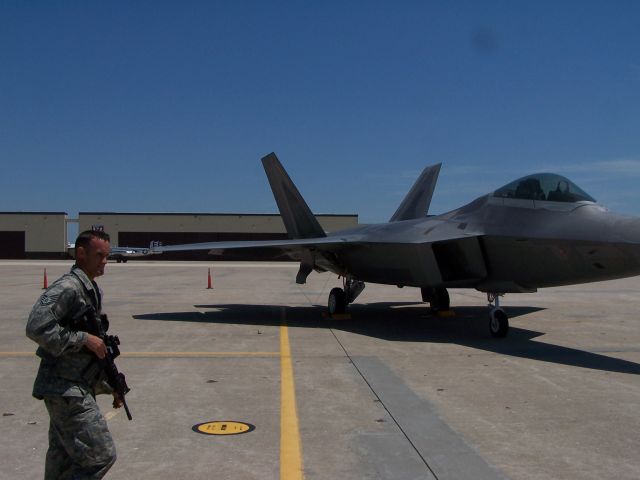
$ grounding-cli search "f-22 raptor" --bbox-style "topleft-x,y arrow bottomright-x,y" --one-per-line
154,152 -> 640,337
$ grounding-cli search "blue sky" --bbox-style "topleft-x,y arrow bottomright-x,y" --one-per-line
1,1 -> 639,225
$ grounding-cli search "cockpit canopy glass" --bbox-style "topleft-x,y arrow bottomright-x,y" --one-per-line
493,173 -> 596,203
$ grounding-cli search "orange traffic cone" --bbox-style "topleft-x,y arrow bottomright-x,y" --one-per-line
42,268 -> 48,290
207,268 -> 213,289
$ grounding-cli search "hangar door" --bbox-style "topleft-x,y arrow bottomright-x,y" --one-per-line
0,231 -> 26,259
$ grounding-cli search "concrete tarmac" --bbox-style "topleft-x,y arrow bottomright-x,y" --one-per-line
1,260 -> 639,480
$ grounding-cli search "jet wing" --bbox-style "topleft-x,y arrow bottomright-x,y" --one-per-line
152,234 -> 368,255
152,216 -> 484,255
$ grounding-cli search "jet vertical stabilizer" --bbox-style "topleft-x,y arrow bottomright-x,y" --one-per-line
390,163 -> 442,221
262,152 -> 327,239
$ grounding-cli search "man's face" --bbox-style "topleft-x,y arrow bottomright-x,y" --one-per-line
77,237 -> 110,280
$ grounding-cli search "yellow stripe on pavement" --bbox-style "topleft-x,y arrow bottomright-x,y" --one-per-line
122,351 -> 279,358
280,314 -> 304,480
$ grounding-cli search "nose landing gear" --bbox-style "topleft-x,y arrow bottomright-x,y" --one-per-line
488,292 -> 509,337
421,287 -> 450,313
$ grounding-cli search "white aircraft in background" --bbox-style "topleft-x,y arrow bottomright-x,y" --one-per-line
67,244 -> 155,263
108,246 -> 154,263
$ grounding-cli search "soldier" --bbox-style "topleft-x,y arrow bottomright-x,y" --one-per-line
27,230 -> 122,479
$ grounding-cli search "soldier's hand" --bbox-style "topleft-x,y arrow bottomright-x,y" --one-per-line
112,393 -> 124,409
85,334 -> 107,359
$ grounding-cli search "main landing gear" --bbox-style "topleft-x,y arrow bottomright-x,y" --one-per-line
488,292 -> 509,337
421,287 -> 450,313
421,287 -> 509,338
328,277 -> 365,315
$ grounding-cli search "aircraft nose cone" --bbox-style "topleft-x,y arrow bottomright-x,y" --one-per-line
611,217 -> 640,244
600,215 -> 640,279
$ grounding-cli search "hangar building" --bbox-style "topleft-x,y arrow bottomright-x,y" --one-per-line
0,212 -> 358,260
0,212 -> 69,259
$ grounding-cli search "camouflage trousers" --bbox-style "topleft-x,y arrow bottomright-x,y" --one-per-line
43,394 -> 117,480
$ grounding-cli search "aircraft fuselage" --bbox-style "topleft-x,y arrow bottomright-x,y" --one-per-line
319,196 -> 640,293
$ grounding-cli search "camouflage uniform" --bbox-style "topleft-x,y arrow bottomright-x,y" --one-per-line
26,265 -> 117,480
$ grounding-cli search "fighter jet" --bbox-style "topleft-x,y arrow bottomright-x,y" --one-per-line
152,153 -> 640,337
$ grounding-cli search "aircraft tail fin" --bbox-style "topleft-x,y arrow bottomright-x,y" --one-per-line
261,152 -> 327,239
389,163 -> 442,221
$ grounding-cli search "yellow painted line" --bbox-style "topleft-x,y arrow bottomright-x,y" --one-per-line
280,313 -> 304,480
0,351 -> 279,358
122,352 -> 279,358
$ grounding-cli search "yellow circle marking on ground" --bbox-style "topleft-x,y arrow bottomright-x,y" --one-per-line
192,421 -> 255,436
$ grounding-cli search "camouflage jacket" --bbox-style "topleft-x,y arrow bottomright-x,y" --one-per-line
26,265 -> 109,399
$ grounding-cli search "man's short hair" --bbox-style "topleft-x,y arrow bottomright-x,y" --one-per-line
75,230 -> 111,251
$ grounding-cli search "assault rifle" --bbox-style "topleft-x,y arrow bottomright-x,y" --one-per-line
71,304 -> 133,420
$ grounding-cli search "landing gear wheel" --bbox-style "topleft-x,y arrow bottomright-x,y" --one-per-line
423,287 -> 450,313
434,288 -> 450,312
489,308 -> 509,338
328,287 -> 347,315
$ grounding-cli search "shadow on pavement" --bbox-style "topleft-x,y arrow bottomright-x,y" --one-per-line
133,302 -> 640,375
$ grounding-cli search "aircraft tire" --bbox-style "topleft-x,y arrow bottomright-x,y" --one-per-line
421,287 -> 434,303
489,309 -> 509,338
429,287 -> 450,312
328,287 -> 347,315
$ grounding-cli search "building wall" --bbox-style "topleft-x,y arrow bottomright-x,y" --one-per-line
0,213 -> 68,258
0,212 -> 358,260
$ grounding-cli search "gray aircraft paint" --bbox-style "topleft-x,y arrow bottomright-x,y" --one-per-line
156,153 -> 640,292
154,152 -> 640,336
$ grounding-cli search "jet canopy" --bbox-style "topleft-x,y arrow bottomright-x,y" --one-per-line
493,173 -> 596,203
